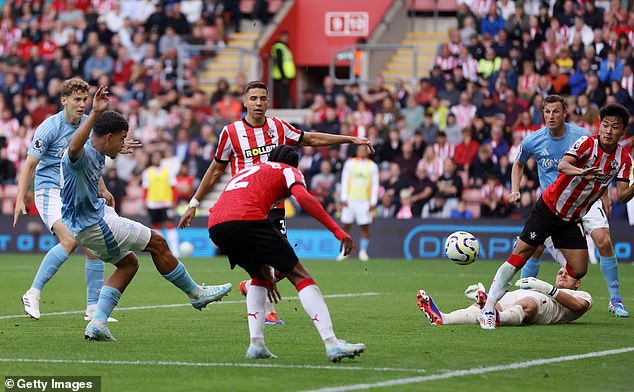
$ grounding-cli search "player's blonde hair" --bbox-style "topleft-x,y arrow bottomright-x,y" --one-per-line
61,78 -> 90,97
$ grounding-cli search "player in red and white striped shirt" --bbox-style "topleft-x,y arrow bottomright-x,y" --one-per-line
178,81 -> 373,323
479,104 -> 634,330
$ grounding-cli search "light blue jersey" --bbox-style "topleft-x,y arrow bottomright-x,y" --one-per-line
28,111 -> 88,190
60,140 -> 106,233
516,123 -> 591,189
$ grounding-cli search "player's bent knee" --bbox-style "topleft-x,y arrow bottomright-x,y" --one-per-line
518,299 -> 537,322
146,231 -> 170,253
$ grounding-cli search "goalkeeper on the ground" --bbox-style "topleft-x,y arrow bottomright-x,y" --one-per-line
416,268 -> 592,327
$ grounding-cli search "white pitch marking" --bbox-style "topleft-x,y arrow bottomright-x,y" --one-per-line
303,347 -> 634,392
0,358 -> 425,374
0,292 -> 379,320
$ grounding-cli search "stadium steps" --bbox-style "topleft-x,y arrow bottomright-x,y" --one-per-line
199,30 -> 261,96
382,30 -> 447,84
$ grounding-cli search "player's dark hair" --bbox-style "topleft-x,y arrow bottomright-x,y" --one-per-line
543,95 -> 567,111
268,145 -> 299,167
244,80 -> 268,95
93,111 -> 129,136
599,104 -> 630,128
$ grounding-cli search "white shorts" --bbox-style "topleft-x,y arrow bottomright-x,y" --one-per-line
35,188 -> 63,234
73,206 -> 152,264
341,201 -> 372,225
582,200 -> 610,233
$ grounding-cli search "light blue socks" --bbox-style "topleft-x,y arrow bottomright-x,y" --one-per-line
360,238 -> 369,253
599,255 -> 620,302
85,258 -> 105,306
93,286 -> 122,323
162,261 -> 197,296
520,257 -> 540,279
32,244 -> 69,290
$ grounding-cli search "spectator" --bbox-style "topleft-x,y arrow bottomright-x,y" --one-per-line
435,158 -> 462,215
363,74 -> 390,114
568,16 -> 594,46
409,165 -> 436,217
450,200 -> 474,219
104,166 -> 127,214
396,188 -> 414,219
546,63 -> 570,95
394,140 -> 419,181
376,192 -> 396,218
415,77 -> 436,107
158,25 -> 182,56
477,46 -> 502,81
83,44 -> 113,83
381,162 -> 409,202
0,147 -> 16,185
444,113 -> 463,146
454,127 -> 479,171
450,92 -> 476,130
400,95 -> 424,134
469,144 -> 497,188
480,173 -> 510,217
480,4 -> 506,38
586,74 -> 606,108
599,50 -> 624,85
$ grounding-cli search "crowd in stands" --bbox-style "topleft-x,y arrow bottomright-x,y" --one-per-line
294,0 -> 634,220
1,0 -> 634,220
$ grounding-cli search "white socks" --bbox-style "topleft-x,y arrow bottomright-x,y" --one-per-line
298,284 -> 336,344
246,284 -> 267,347
498,304 -> 525,326
484,262 -> 517,313
441,307 -> 480,324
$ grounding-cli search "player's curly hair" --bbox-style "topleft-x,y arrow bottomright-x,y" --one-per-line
268,145 -> 299,167
61,78 -> 90,97
599,104 -> 630,128
93,111 -> 129,136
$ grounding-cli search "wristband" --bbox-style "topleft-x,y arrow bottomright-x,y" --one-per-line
188,198 -> 200,208
548,287 -> 559,298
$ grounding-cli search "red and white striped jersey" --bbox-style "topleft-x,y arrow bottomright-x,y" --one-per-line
208,161 -> 306,227
215,116 -> 303,175
542,135 -> 632,222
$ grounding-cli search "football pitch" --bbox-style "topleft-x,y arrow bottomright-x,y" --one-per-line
1,254 -> 633,391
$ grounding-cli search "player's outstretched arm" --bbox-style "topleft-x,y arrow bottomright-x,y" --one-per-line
301,130 -> 375,154
507,160 -> 525,205
551,290 -> 591,315
68,85 -> 109,161
515,277 -> 590,314
98,177 -> 115,207
557,155 -> 601,179
13,155 -> 39,227
290,184 -> 354,256
178,159 -> 229,228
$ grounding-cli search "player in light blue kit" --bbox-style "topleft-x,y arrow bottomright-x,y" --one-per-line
61,86 -> 231,341
508,95 -> 628,317
14,78 -> 131,321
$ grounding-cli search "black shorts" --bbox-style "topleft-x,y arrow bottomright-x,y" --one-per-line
148,208 -> 170,226
268,207 -> 287,236
520,197 -> 586,249
209,219 -> 298,277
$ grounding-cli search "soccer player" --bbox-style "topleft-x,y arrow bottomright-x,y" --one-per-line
508,95 -> 629,317
208,145 -> 366,362
61,86 -> 231,341
479,103 -> 634,329
142,150 -> 180,256
13,78 -> 136,321
336,144 -> 379,261
417,268 -> 592,327
178,80 -> 373,325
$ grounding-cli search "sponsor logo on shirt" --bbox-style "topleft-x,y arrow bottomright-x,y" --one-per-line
32,138 -> 43,154
245,144 -> 276,158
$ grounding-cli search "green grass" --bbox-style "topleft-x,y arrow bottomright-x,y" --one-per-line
1,254 -> 633,391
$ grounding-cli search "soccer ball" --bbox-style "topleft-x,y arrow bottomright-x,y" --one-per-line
179,241 -> 194,257
444,231 -> 479,265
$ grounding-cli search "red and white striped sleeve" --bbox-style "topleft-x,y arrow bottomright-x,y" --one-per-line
276,117 -> 303,146
564,135 -> 592,161
215,125 -> 233,162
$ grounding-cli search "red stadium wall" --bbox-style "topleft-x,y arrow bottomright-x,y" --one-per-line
261,0 -> 392,66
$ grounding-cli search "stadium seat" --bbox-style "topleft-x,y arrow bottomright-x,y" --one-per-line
407,0 -> 458,12
466,202 -> 481,218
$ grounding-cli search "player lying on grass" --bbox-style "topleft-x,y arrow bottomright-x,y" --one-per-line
208,145 -> 366,362
61,86 -> 231,341
417,268 -> 592,327
479,104 -> 634,330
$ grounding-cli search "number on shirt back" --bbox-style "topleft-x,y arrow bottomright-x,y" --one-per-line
225,166 -> 261,191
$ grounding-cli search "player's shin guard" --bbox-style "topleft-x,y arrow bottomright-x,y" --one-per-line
32,244 -> 69,290
297,279 -> 336,345
162,261 -> 198,298
93,286 -> 121,323
599,255 -> 621,302
520,258 -> 541,279
498,304 -> 525,326
85,258 -> 105,306
247,279 -> 268,347
484,260 -> 520,313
